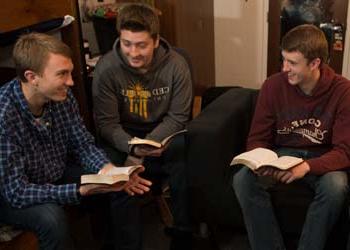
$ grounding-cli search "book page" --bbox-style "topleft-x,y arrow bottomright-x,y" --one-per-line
104,165 -> 142,176
263,156 -> 303,170
128,137 -> 162,148
230,148 -> 278,170
160,129 -> 188,146
81,173 -> 129,185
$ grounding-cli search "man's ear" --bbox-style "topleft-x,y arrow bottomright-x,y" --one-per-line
154,35 -> 160,48
309,58 -> 321,70
23,70 -> 37,84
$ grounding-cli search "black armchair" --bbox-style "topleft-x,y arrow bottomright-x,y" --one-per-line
186,87 -> 349,249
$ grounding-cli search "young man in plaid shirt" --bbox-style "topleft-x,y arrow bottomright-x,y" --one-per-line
0,32 -> 151,250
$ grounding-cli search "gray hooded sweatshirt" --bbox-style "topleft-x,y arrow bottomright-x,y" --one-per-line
92,37 -> 193,153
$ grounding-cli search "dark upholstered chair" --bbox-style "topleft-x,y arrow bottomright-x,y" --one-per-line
148,47 -> 195,227
186,87 -> 349,249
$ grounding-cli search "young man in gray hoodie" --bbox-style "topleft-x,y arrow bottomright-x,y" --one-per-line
92,3 -> 193,250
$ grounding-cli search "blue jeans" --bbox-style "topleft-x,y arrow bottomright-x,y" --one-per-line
101,134 -> 191,250
233,147 -> 348,250
0,202 -> 74,250
0,162 -> 112,250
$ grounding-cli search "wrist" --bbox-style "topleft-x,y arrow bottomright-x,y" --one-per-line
304,161 -> 311,173
76,184 -> 82,199
129,144 -> 136,156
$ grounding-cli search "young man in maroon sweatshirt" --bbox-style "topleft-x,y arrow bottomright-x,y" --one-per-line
233,24 -> 350,250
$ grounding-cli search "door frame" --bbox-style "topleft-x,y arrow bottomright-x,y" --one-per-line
260,0 -> 269,84
342,2 -> 350,78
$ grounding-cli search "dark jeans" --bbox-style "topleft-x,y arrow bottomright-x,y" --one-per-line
101,134 -> 191,250
0,202 -> 74,250
0,164 -> 111,250
233,147 -> 349,250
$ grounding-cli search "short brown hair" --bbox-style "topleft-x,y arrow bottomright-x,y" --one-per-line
281,24 -> 329,64
13,32 -> 72,82
116,3 -> 159,40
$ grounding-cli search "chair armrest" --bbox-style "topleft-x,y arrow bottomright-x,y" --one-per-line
186,87 -> 258,226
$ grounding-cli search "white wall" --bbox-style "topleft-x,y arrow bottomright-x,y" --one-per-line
214,0 -> 268,89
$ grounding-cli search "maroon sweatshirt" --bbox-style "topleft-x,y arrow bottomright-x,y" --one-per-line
247,64 -> 350,174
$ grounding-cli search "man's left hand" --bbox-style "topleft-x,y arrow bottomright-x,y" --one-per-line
96,163 -> 152,195
123,166 -> 152,196
276,161 -> 310,184
134,145 -> 166,157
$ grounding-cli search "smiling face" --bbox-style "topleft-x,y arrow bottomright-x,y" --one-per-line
33,53 -> 74,103
281,50 -> 320,93
119,30 -> 159,71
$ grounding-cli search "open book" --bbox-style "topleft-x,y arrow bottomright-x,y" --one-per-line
230,147 -> 303,171
81,165 -> 142,185
128,129 -> 187,149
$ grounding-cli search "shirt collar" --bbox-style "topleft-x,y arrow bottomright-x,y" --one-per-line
13,79 -> 52,122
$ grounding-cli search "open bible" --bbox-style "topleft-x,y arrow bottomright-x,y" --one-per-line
128,129 -> 187,149
230,147 -> 303,171
81,165 -> 142,185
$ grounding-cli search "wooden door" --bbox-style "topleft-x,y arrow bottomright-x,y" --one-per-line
155,0 -> 215,96
0,0 -> 93,131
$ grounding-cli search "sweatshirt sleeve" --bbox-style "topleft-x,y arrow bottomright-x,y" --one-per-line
92,64 -> 133,153
307,87 -> 350,175
246,80 -> 275,151
146,58 -> 193,142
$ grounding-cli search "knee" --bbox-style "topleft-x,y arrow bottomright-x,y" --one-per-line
35,204 -> 69,237
232,167 -> 255,200
317,172 -> 348,205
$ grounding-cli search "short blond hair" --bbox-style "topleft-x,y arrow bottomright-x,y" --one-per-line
13,32 -> 72,82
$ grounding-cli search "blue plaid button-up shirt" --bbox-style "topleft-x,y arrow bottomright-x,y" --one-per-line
0,79 -> 109,208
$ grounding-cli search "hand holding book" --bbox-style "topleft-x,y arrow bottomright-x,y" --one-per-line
230,148 -> 303,171
128,129 -> 187,157
258,161 -> 310,184
79,182 -> 126,196
123,166 -> 153,196
128,129 -> 187,149
133,144 -> 165,157
80,164 -> 152,196
230,147 -> 309,184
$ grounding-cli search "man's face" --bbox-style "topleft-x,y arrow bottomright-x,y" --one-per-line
120,30 -> 159,70
36,53 -> 74,102
281,50 -> 317,87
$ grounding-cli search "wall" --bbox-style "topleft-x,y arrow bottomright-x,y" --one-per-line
214,0 -> 268,89
342,1 -> 350,78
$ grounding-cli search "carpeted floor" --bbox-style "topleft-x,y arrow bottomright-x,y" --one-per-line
70,194 -> 251,250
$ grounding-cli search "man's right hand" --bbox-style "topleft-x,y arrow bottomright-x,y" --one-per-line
79,166 -> 152,196
133,145 -> 165,157
79,182 -> 125,196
